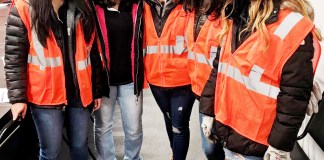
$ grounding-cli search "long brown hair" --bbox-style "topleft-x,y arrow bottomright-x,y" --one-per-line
30,0 -> 95,47
183,0 -> 224,17
218,0 -> 322,45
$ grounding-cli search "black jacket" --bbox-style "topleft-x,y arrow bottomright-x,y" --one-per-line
199,1 -> 314,156
5,5 -> 105,105
92,0 -> 144,97
145,0 -> 178,37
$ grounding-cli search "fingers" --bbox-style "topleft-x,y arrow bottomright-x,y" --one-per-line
263,153 -> 270,160
314,101 -> 319,113
94,100 -> 98,109
306,106 -> 311,116
11,103 -> 27,121
205,129 -> 211,137
11,108 -> 19,121
201,124 -> 210,138
94,101 -> 99,111
310,92 -> 319,114
22,105 -> 27,119
93,99 -> 102,111
97,98 -> 102,108
307,92 -> 316,116
313,82 -> 322,100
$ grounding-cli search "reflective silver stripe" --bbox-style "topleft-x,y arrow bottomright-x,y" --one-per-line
160,45 -> 174,54
173,36 -> 186,55
145,46 -> 159,54
188,51 -> 212,66
29,30 -> 62,69
274,12 -> 303,40
145,36 -> 186,55
218,62 -> 280,99
196,53 -> 209,65
209,46 -> 218,67
28,55 -> 61,68
188,46 -> 218,67
188,51 -> 195,60
78,56 -> 91,70
31,30 -> 46,67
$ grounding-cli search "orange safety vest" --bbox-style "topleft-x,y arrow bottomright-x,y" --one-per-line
215,9 -> 321,146
15,0 -> 96,107
143,2 -> 191,87
186,12 -> 222,96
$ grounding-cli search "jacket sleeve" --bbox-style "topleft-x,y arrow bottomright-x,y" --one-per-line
90,37 -> 106,99
268,33 -> 314,152
199,47 -> 221,117
4,6 -> 29,104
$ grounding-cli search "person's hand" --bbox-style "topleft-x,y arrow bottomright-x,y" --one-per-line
93,98 -> 102,111
201,115 -> 217,143
201,115 -> 214,137
11,103 -> 27,121
264,145 -> 291,160
307,81 -> 322,116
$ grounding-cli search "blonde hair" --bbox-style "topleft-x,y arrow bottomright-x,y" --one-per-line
218,0 -> 322,45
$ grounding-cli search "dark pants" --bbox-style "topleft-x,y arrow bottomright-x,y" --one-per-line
19,107 -> 40,160
150,84 -> 195,160
30,98 -> 89,160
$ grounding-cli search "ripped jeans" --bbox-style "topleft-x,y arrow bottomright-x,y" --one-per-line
150,84 -> 195,160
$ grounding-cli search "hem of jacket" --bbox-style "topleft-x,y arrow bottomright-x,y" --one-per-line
216,120 -> 268,157
9,99 -> 28,105
28,102 -> 65,110
199,111 -> 215,118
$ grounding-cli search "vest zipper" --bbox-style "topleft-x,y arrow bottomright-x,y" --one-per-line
58,20 -> 67,105
158,38 -> 163,86
66,4 -> 80,99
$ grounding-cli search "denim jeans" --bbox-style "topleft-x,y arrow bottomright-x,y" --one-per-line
224,148 -> 263,160
199,113 -> 225,160
30,98 -> 90,160
150,84 -> 195,160
93,82 -> 143,160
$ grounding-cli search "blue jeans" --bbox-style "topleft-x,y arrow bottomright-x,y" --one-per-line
93,83 -> 143,160
224,148 -> 263,160
150,84 -> 195,160
199,113 -> 225,160
30,98 -> 90,160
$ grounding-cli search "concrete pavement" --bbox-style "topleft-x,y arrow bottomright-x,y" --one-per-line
0,5 -> 206,160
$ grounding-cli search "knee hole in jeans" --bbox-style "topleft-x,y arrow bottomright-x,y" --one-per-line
172,126 -> 189,134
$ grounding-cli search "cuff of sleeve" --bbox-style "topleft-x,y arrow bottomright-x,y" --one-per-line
268,122 -> 298,152
9,99 -> 28,105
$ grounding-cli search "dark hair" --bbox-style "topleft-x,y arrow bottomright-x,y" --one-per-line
183,0 -> 224,17
30,0 -> 55,47
224,0 -> 251,19
73,0 -> 96,43
30,0 -> 95,47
